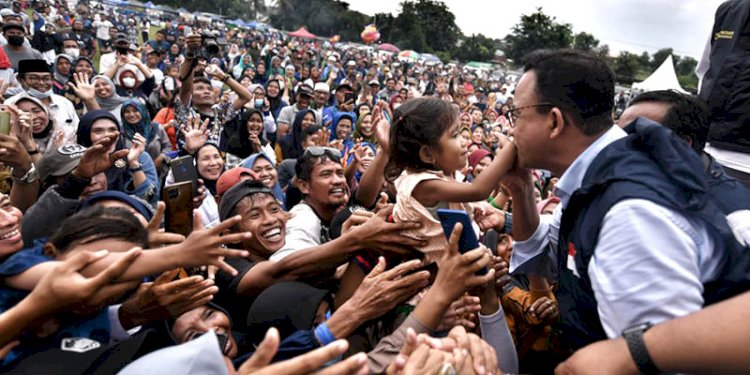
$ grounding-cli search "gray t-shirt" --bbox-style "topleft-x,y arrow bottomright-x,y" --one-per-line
4,45 -> 44,71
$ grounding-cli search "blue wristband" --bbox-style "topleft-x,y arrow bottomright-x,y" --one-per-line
314,323 -> 336,346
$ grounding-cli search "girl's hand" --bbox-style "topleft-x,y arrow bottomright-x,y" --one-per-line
329,139 -> 344,151
127,133 -> 146,166
249,133 -> 262,152
374,110 -> 390,150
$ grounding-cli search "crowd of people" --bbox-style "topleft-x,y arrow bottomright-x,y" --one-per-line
0,0 -> 748,374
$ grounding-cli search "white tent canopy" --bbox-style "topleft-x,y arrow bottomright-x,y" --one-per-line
632,55 -> 687,93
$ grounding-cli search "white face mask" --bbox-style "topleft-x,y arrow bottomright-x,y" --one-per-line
64,48 -> 80,58
121,77 -> 137,88
28,88 -> 53,99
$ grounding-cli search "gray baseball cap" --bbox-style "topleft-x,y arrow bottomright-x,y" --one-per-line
38,144 -> 87,182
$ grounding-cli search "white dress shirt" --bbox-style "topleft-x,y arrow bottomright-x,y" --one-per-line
510,125 -> 725,338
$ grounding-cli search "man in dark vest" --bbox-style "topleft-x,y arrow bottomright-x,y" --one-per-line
697,0 -> 750,188
481,49 -> 749,374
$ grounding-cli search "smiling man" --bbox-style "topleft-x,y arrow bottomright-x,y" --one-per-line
213,179 -> 425,327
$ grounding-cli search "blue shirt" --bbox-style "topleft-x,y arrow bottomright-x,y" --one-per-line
0,244 -> 112,367
511,125 -> 724,338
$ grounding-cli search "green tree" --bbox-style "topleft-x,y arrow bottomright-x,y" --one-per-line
503,7 -> 574,62
399,0 -> 461,53
676,56 -> 698,77
572,32 -> 599,52
650,48 -> 675,71
613,51 -> 641,82
453,33 -> 497,62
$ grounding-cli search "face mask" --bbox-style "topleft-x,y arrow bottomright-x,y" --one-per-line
7,36 -> 24,47
28,87 -> 53,99
64,48 -> 80,58
121,77 -> 136,88
254,98 -> 264,109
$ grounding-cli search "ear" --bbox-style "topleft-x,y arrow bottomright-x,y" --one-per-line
418,145 -> 435,165
43,243 -> 60,258
548,107 -> 566,140
294,177 -> 310,195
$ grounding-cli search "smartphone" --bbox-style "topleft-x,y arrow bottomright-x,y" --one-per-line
0,110 -> 9,135
170,155 -> 199,194
163,181 -> 194,237
437,209 -> 486,275
344,91 -> 356,104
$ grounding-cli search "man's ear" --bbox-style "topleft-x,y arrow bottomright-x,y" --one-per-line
549,107 -> 566,140
43,243 -> 60,258
294,177 -> 310,195
418,145 -> 434,165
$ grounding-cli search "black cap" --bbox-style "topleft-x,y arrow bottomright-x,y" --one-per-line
336,79 -> 353,91
2,23 -> 24,33
219,180 -> 276,221
297,84 -> 314,97
113,33 -> 129,45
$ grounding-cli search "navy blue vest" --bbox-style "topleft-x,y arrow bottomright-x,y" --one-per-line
556,118 -> 750,350
698,0 -> 750,153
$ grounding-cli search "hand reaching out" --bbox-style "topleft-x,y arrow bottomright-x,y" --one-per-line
127,133 -> 146,166
180,116 -> 209,154
66,72 -> 96,101
72,136 -> 130,179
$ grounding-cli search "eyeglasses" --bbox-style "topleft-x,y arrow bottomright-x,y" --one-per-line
304,146 -> 340,157
507,103 -> 554,127
24,75 -> 53,84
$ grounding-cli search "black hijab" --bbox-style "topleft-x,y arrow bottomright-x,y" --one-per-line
278,109 -> 315,160
219,108 -> 268,159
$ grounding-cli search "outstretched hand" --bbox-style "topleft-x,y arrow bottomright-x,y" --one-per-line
72,136 -> 129,179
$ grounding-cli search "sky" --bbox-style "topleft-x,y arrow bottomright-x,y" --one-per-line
345,0 -> 726,59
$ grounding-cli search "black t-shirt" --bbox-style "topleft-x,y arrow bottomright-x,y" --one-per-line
214,257 -> 257,330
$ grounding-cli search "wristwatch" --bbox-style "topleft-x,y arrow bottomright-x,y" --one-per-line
128,162 -> 143,172
622,322 -> 660,374
12,163 -> 38,184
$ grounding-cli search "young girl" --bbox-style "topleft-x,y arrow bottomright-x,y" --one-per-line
385,97 -> 516,257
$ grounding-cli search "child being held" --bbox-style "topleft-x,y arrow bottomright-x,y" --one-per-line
385,98 -> 516,261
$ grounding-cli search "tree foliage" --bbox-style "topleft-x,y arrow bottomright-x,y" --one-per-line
572,32 -> 599,52
503,7 -> 573,62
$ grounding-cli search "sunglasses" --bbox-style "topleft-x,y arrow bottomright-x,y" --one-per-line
304,146 -> 340,157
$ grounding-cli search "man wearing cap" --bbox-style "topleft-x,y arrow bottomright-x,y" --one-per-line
66,19 -> 95,58
276,84 -> 321,137
2,24 -> 43,71
366,79 -> 381,105
99,33 -> 146,83
212,179 -> 425,325
321,80 -> 356,127
10,1 -> 31,35
21,140 -> 128,243
6,59 -> 78,131
312,82 -> 330,110
146,30 -> 170,55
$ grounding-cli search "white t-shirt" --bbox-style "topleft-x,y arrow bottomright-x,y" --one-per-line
93,20 -> 113,40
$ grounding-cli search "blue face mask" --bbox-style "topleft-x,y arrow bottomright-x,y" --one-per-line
254,98 -> 264,109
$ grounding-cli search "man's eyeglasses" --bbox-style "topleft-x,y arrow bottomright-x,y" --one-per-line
24,75 -> 53,84
304,146 -> 340,157
507,103 -> 554,127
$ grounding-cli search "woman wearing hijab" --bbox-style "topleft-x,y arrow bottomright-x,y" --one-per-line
232,54 -> 254,80
240,153 -> 285,209
266,78 -> 287,121
14,95 -> 76,154
220,108 -> 276,164
76,110 -> 160,206
275,109 -> 316,161
329,112 -> 355,156
51,54 -> 73,95
120,99 -> 171,169
91,75 -> 127,123
65,57 -> 98,117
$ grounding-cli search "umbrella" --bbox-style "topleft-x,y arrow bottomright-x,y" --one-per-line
398,50 -> 421,60
421,53 -> 440,63
377,43 -> 400,53
288,27 -> 317,40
